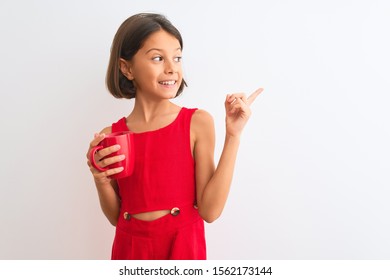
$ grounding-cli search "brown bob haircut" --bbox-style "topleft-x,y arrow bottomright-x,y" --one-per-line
106,13 -> 187,99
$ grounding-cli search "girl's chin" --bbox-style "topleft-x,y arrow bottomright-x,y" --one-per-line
160,88 -> 179,98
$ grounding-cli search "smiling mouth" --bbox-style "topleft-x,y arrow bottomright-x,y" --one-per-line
159,80 -> 176,85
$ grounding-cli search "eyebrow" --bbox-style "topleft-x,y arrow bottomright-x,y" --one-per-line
145,47 -> 182,54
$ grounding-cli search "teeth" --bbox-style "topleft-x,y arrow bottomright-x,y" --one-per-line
160,80 -> 175,85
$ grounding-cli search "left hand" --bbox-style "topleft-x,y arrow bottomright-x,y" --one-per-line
225,88 -> 263,137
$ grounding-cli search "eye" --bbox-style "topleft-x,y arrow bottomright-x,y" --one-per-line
152,56 -> 163,62
174,56 -> 182,62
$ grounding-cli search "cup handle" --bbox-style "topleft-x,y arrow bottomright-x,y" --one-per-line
89,146 -> 107,172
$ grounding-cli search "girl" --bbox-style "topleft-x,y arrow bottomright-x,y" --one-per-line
86,13 -> 262,260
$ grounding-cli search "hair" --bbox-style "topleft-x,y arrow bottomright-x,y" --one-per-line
106,13 -> 187,99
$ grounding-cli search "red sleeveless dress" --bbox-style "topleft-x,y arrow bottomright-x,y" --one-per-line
110,107 -> 206,260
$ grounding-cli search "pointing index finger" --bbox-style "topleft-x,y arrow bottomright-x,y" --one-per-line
247,88 -> 263,105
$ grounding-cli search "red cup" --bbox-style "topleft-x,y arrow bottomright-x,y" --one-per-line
89,131 -> 135,179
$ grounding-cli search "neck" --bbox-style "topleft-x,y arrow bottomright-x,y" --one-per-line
131,98 -> 175,123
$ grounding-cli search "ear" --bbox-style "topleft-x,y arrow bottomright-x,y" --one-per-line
119,58 -> 134,80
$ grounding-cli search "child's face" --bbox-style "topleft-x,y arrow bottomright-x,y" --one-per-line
125,29 -> 183,99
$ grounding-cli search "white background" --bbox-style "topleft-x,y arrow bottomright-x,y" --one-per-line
0,0 -> 389,259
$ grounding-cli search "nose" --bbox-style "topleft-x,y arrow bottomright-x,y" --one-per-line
164,59 -> 177,74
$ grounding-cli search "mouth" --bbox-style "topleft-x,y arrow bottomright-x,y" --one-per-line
158,80 -> 177,86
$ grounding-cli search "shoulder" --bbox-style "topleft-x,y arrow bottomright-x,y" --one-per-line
192,109 -> 214,124
99,126 -> 112,134
96,117 -> 126,135
191,109 -> 215,137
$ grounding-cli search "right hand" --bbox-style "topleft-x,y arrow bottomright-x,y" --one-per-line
86,133 -> 125,185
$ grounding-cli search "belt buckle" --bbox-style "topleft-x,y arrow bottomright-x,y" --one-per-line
123,212 -> 131,220
170,207 -> 180,216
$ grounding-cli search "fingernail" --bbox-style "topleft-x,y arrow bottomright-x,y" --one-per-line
115,145 -> 121,150
119,155 -> 125,160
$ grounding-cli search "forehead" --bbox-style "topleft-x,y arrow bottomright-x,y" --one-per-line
141,29 -> 181,51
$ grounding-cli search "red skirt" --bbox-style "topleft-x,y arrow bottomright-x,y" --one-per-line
111,204 -> 206,260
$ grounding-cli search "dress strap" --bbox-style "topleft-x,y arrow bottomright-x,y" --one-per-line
112,117 -> 128,133
181,108 -> 198,135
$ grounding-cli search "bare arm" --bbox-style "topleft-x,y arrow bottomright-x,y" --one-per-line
193,89 -> 263,223
86,127 -> 123,226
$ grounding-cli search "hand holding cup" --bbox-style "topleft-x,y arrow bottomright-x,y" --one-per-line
87,131 -> 135,182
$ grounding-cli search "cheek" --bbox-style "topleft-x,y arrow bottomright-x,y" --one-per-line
135,70 -> 156,85
177,69 -> 183,80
